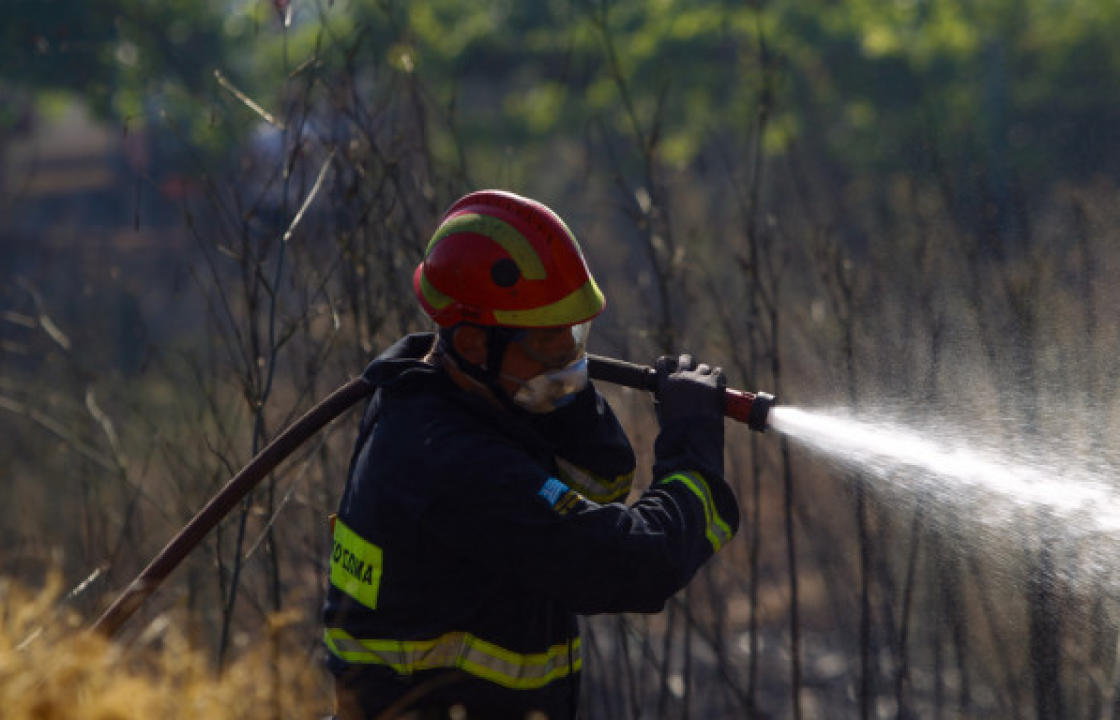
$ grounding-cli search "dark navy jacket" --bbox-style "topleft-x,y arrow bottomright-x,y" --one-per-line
322,333 -> 739,718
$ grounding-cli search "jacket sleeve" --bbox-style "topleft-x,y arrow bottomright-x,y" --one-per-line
528,382 -> 637,503
419,428 -> 737,615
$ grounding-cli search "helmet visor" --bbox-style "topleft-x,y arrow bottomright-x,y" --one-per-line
504,355 -> 589,413
502,322 -> 592,413
514,321 -> 591,370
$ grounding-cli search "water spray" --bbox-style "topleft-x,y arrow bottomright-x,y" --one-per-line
764,403 -> 1120,598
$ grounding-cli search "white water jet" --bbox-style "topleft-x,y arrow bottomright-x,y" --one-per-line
767,405 -> 1120,595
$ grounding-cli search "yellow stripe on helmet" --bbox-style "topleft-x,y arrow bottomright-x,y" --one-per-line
427,213 -> 547,280
419,271 -> 454,310
493,278 -> 605,327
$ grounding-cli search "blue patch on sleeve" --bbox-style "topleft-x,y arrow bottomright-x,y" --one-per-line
538,476 -> 568,507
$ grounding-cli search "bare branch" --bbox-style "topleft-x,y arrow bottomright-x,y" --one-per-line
214,69 -> 286,129
282,148 -> 336,246
0,393 -> 116,473
85,388 -> 124,468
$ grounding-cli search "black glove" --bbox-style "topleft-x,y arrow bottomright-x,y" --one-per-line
654,354 -> 726,426
652,354 -> 726,483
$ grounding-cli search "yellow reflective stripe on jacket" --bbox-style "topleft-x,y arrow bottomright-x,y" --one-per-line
323,628 -> 581,690
660,471 -> 733,552
556,458 -> 633,503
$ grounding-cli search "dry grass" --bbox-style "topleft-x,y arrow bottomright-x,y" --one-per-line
0,575 -> 329,719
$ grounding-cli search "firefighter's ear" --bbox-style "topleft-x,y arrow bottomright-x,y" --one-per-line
451,325 -> 487,366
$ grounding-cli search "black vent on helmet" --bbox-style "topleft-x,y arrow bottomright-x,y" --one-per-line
490,258 -> 520,288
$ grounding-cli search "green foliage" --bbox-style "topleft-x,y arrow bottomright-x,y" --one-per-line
9,0 -> 1116,193
3,0 -> 232,123
764,0 -> 1120,189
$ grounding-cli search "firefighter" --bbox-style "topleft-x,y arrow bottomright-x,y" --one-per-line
323,190 -> 738,719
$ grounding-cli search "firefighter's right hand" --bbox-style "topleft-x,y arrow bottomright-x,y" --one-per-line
654,354 -> 726,428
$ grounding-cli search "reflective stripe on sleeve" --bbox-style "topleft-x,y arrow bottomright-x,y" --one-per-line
658,471 -> 733,552
556,457 -> 633,503
323,628 -> 581,690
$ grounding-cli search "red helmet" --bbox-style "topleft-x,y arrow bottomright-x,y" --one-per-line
414,190 -> 606,328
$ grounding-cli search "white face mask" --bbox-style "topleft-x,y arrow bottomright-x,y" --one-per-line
502,354 -> 589,413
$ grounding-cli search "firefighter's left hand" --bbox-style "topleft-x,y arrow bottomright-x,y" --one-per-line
654,354 -> 726,427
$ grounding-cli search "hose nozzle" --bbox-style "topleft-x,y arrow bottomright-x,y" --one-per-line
726,389 -> 776,432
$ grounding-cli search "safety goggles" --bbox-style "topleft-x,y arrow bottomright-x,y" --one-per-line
512,321 -> 591,370
502,322 -> 592,413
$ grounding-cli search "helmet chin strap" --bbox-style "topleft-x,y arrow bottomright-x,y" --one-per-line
437,325 -> 527,414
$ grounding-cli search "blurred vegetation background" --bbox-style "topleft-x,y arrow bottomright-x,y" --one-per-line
3,0 -> 1120,717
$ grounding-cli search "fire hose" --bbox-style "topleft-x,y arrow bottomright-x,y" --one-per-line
90,354 -> 775,638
